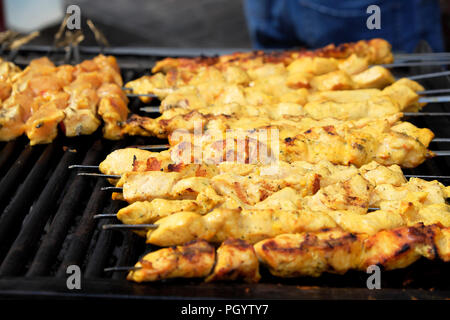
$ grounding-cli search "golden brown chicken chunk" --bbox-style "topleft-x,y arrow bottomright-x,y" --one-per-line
206,239 -> 261,283
127,240 -> 215,282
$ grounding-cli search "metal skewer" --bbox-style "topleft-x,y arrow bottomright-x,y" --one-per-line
403,112 -> 450,117
102,224 -> 158,230
77,173 -> 121,179
104,266 -> 141,272
418,96 -> 450,104
94,213 -> 117,219
68,165 -> 100,170
431,151 -> 450,156
404,174 -> 450,179
408,71 -> 450,81
418,89 -> 450,95
383,61 -> 450,68
101,186 -> 123,192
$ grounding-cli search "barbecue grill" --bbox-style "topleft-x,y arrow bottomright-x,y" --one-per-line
0,43 -> 449,300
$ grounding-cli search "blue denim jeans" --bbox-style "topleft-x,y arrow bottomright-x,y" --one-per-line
244,0 -> 444,52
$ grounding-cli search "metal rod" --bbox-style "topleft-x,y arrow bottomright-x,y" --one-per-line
394,52 -> 450,61
77,173 -> 121,179
100,186 -> 123,192
127,93 -> 157,98
137,144 -> 170,150
102,224 -> 158,230
69,164 -> 99,170
418,96 -> 450,104
404,174 -> 450,179
140,106 -> 160,113
431,138 -> 450,142
403,112 -> 450,116
104,266 -> 141,272
432,151 -> 450,156
384,61 -> 450,68
418,89 -> 450,95
408,71 -> 450,81
93,213 -> 117,219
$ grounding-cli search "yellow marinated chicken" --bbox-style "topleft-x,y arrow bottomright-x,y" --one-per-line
152,77 -> 424,123
114,169 -> 449,238
138,171 -> 450,246
113,160 -> 408,224
127,39 -> 393,101
128,238 -> 261,283
114,159 -> 407,204
127,239 -> 215,283
156,114 -> 432,168
255,224 -> 449,278
146,64 -> 396,116
127,224 -> 449,282
205,238 -> 261,283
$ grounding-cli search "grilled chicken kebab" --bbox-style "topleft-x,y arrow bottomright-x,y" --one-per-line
127,224 -> 450,282
115,113 -> 434,168
126,38 -> 394,103
97,147 -> 450,246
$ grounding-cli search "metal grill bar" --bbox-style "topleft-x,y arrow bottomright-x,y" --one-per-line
0,149 -> 78,277
0,144 -> 56,261
84,201 -> 123,278
26,140 -> 106,277
55,178 -> 109,278
0,145 -> 37,211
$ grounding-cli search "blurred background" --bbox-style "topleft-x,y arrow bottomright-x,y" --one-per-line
0,0 -> 449,52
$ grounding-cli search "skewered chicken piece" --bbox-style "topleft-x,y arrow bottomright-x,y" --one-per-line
122,114 -> 433,168
117,171 -> 450,245
153,38 -> 393,74
150,78 -> 424,121
126,39 -> 393,102
113,160 -> 405,204
127,224 -> 450,282
114,162 -> 449,229
127,238 -> 261,283
0,57 -> 69,143
0,58 -> 21,101
256,224 -> 450,277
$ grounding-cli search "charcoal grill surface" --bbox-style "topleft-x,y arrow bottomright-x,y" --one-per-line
0,44 -> 449,300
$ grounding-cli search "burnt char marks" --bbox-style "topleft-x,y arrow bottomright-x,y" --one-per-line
284,137 -> 295,146
323,125 -> 337,136
312,174 -> 321,194
167,163 -> 185,172
223,238 -> 254,251
180,239 -> 215,263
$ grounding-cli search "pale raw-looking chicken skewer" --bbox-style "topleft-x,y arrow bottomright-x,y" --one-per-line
0,55 -> 129,145
123,223 -> 450,283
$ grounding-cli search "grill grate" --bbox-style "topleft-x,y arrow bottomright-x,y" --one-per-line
0,44 -> 449,299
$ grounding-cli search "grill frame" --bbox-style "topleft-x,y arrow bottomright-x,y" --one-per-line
0,44 -> 450,300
